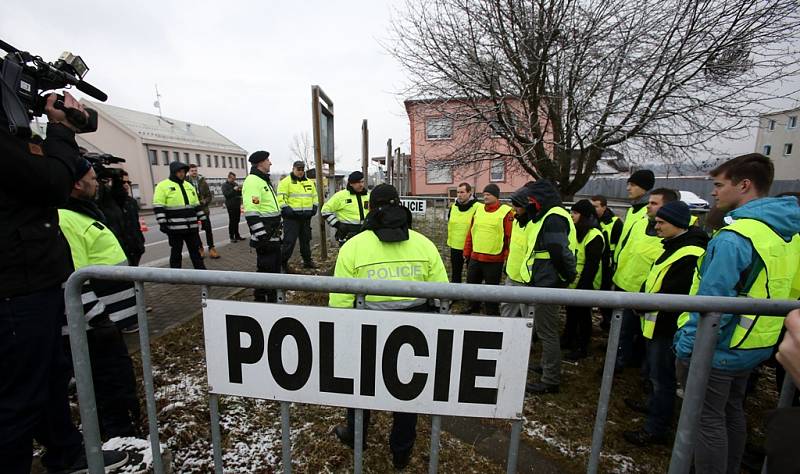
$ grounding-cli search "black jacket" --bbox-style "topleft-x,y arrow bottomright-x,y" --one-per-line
221,180 -> 242,209
644,226 -> 710,338
0,123 -> 79,298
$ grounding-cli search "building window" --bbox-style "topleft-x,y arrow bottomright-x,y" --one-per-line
183,152 -> 190,163
788,116 -> 797,130
214,155 -> 219,168
783,143 -> 793,156
173,151 -> 180,162
149,149 -> 158,165
490,159 -> 506,182
226,156 -> 231,168
768,119 -> 776,131
763,145 -> 772,156
425,162 -> 452,184
195,153 -> 202,166
206,154 -> 212,167
425,117 -> 453,140
162,150 -> 169,165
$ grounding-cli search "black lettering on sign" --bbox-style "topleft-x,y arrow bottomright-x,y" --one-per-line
382,325 -> 429,401
226,314 -> 265,384
268,317 -> 313,391
433,329 -> 454,402
360,325 -> 377,396
458,331 -> 502,405
319,322 -> 354,394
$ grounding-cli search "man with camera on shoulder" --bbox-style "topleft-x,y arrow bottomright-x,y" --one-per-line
1,41 -> 128,472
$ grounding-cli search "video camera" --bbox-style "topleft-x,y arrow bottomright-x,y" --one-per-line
82,152 -> 126,181
0,39 -> 107,135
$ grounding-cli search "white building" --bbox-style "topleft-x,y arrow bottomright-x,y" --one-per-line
754,107 -> 800,180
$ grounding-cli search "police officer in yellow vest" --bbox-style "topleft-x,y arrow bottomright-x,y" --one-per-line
499,181 -> 577,394
153,161 -> 207,269
278,160 -> 319,270
613,185 -> 677,372
329,184 -> 448,469
321,171 -> 369,245
673,154 -> 800,473
242,151 -> 283,303
591,194 -> 623,331
59,159 -> 141,441
622,201 -> 708,447
563,199 -> 605,362
462,184 -> 514,315
446,182 -> 479,283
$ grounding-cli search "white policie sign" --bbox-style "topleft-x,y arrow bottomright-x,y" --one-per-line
400,199 -> 426,214
203,300 -> 532,419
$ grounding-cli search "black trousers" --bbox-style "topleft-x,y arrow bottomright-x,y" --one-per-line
227,206 -> 242,240
255,242 -> 282,302
345,409 -> 418,455
199,213 -> 215,248
0,287 -> 83,473
282,217 -> 312,265
64,317 -> 140,439
466,260 -> 504,315
563,305 -> 592,354
168,232 -> 206,269
450,247 -> 465,283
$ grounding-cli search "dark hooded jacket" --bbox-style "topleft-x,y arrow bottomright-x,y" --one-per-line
362,203 -> 412,243
511,181 -> 577,287
643,226 -> 710,338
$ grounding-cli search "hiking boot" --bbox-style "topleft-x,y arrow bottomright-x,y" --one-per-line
334,425 -> 367,450
209,247 -> 220,259
303,260 -> 318,269
392,449 -> 412,470
525,382 -> 560,394
48,449 -> 129,473
622,429 -> 668,447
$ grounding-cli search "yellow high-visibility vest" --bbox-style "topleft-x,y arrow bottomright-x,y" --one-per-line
520,207 -> 578,284
470,204 -> 512,255
447,201 -> 479,250
569,228 -> 605,290
613,218 -> 662,292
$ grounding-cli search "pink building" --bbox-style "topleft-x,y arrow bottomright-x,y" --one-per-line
405,99 -> 552,196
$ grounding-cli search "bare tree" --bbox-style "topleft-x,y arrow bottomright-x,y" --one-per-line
289,131 -> 313,169
391,0 -> 800,196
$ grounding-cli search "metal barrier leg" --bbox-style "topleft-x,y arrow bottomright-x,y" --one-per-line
281,401 -> 292,474
428,415 -> 442,474
760,372 -> 798,473
209,393 -> 224,474
65,280 -> 104,473
136,281 -> 165,474
354,408 -> 364,474
668,312 -> 722,474
587,308 -> 623,474
506,419 -> 522,474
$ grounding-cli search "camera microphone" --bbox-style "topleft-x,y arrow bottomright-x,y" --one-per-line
76,80 -> 107,102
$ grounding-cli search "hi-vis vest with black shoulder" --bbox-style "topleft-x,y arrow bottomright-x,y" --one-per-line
447,201 -> 479,250
518,207 -> 578,284
470,204 -> 512,255
613,205 -> 648,266
677,219 -> 800,350
599,216 -> 620,255
640,245 -> 705,339
613,217 -> 663,292
569,227 -> 605,290
153,178 -> 205,233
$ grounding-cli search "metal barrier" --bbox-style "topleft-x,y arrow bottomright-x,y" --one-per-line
65,266 -> 800,473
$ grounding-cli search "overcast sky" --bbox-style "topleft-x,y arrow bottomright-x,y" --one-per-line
3,0 -> 410,172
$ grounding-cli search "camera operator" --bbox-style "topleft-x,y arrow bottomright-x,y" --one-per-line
1,91 -> 127,472
119,170 -> 145,267
95,166 -> 145,269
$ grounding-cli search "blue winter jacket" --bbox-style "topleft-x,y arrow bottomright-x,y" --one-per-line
673,196 -> 800,372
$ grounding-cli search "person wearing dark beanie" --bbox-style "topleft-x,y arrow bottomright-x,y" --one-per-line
321,170 -> 370,245
483,183 -> 500,199
563,199 -> 605,361
628,169 -> 655,192
656,200 -> 691,229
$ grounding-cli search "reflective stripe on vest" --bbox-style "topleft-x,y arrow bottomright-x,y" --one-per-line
278,175 -> 317,210
600,216 -> 620,254
506,220 -> 533,283
640,245 -> 705,339
471,204 -> 512,255
57,209 -> 128,269
447,201 -> 479,249
521,207 -> 578,284
676,260 -> 703,328
569,228 -> 605,290
613,218 -> 663,292
723,219 -> 800,350
614,205 -> 648,265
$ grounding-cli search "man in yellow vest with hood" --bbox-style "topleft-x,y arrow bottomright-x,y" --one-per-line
153,161 -> 207,270
622,200 -> 708,447
499,180 -> 577,394
329,184 -> 447,470
673,154 -> 800,473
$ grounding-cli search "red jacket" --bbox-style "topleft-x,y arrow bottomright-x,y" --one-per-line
463,202 -> 514,263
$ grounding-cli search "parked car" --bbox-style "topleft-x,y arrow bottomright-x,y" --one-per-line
679,190 -> 709,209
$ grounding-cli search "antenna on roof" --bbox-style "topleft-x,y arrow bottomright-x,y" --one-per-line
153,84 -> 163,117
